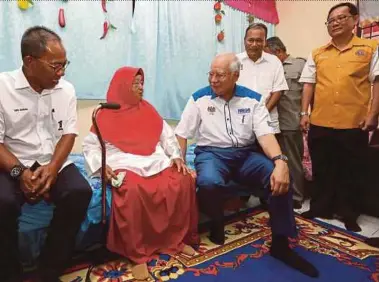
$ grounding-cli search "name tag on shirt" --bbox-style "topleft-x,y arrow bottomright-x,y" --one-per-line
237,108 -> 251,114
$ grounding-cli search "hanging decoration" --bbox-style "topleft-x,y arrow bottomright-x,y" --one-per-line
58,0 -> 68,28
224,0 -> 279,25
100,0 -> 117,40
217,30 -> 225,42
247,14 -> 255,24
58,8 -> 66,28
17,0 -> 33,11
214,0 -> 225,43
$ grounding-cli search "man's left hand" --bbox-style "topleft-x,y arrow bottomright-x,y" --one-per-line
32,163 -> 59,196
360,114 -> 379,131
171,158 -> 189,175
270,160 -> 290,196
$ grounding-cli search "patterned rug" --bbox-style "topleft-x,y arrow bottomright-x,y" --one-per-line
60,209 -> 379,282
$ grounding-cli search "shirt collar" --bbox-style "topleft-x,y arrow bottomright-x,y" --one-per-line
14,67 -> 63,92
240,51 -> 269,64
14,68 -> 31,90
283,55 -> 294,65
210,85 -> 238,100
325,34 -> 358,51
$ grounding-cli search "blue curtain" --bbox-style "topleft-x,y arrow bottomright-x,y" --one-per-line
0,1 -> 274,120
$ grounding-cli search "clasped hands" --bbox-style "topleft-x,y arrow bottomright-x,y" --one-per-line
20,163 -> 59,203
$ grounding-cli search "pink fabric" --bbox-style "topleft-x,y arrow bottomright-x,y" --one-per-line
302,132 -> 312,181
107,167 -> 200,264
224,0 -> 279,24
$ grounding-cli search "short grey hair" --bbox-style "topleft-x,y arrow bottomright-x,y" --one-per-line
266,36 -> 287,53
229,56 -> 241,73
244,23 -> 268,39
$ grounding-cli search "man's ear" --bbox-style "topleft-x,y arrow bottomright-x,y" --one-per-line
23,56 -> 33,68
353,15 -> 359,26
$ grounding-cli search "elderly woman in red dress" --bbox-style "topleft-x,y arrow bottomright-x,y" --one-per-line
83,67 -> 199,281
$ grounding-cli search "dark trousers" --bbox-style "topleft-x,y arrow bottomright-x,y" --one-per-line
277,130 -> 305,201
194,145 -> 296,238
308,125 -> 368,220
0,164 -> 92,282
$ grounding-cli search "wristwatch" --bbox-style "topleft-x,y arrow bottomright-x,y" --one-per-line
10,164 -> 27,180
272,154 -> 289,163
299,111 -> 309,117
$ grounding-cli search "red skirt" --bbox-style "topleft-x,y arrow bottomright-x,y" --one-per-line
106,166 -> 199,264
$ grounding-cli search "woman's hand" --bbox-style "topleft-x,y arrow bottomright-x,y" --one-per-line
105,165 -> 117,183
171,158 -> 190,175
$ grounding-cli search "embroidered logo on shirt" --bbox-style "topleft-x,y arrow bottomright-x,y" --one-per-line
237,108 -> 251,114
207,106 -> 216,115
13,108 -> 28,112
58,120 -> 63,131
355,49 -> 366,57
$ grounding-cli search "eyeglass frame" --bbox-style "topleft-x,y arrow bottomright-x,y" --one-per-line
207,71 -> 231,81
325,14 -> 354,26
35,57 -> 70,73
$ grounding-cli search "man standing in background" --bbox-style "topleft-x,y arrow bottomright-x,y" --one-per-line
237,23 -> 288,136
299,2 -> 379,232
266,36 -> 306,209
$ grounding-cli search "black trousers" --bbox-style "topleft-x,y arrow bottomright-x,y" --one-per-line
0,164 -> 92,281
308,125 -> 368,220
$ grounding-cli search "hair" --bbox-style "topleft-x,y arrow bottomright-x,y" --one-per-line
229,56 -> 241,73
244,23 -> 268,39
266,36 -> 287,53
327,2 -> 358,20
21,26 -> 61,58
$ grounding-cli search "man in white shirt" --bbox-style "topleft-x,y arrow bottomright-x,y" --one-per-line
0,26 -> 92,282
175,53 -> 318,278
237,23 -> 288,135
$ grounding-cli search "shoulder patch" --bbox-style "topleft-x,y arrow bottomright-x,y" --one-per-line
192,86 -> 213,102
234,85 -> 262,102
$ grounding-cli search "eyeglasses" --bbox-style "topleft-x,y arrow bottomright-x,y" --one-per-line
325,15 -> 353,26
208,72 -> 229,80
36,58 -> 70,73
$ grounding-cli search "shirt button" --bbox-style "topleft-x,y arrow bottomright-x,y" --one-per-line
227,118 -> 230,121
229,132 -> 232,134
336,92 -> 339,94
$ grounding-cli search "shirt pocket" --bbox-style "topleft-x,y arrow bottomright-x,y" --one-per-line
51,109 -> 64,139
346,50 -> 371,76
7,108 -> 33,135
285,70 -> 303,92
236,112 -> 253,139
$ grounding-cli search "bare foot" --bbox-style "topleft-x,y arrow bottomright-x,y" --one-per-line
181,244 -> 196,256
132,263 -> 151,281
